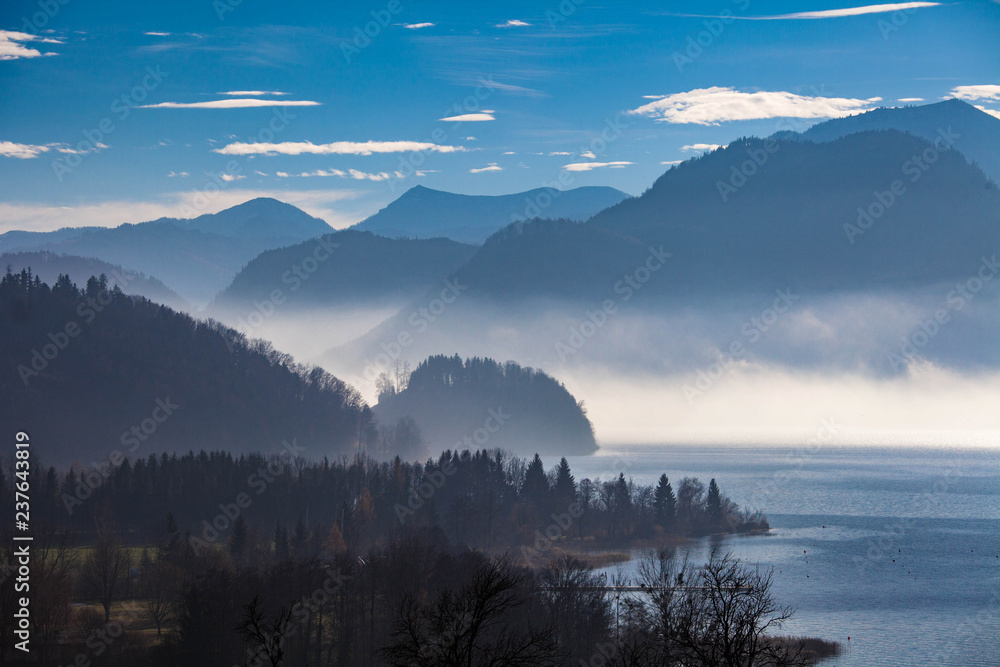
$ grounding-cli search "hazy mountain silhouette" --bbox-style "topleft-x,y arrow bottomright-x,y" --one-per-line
162,196 -> 331,240
588,129 -> 1000,294
352,185 -> 629,244
374,354 -> 597,457
0,269 -> 369,467
0,198 -> 332,306
211,230 -> 478,314
780,99 -> 1000,184
0,250 -> 189,311
321,128 -> 1000,378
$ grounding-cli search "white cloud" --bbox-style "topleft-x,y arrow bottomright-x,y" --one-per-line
138,99 -> 320,109
0,141 -> 51,159
217,90 -> 290,96
167,171 -> 189,178
549,151 -> 572,156
403,22 -> 435,29
898,97 -> 924,102
0,141 -> 106,159
253,170 -> 268,176
144,32 -> 171,36
670,2 -> 941,19
949,85 -> 1000,101
579,150 -> 597,159
501,151 -> 516,155
0,30 -> 62,60
276,168 -> 401,181
214,140 -> 465,156
219,173 -> 246,182
470,163 -> 503,173
562,161 -> 633,172
497,19 -> 531,27
681,143 -> 722,152
439,112 -> 495,122
629,87 -> 880,125
661,160 -> 683,165
753,2 -> 941,19
975,105 -> 1000,120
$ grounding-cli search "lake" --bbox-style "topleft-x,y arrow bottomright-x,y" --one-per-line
564,445 -> 1000,666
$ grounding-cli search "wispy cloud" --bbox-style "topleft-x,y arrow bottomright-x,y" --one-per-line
579,151 -> 597,159
217,90 -> 290,96
0,30 -> 62,60
948,85 -> 1000,101
496,19 -> 531,27
470,163 -> 502,173
897,97 -> 924,102
549,151 -> 572,156
668,2 -> 941,20
403,22 -> 435,29
219,173 -> 246,182
975,106 -> 1000,120
629,87 -> 880,125
167,171 -> 189,177
0,141 -> 53,159
139,99 -> 319,109
661,160 -> 683,165
485,80 -> 546,97
144,31 -> 171,36
439,111 -> 495,122
681,143 -> 722,152
276,168 -> 401,181
562,161 -> 632,172
214,140 -> 466,156
0,140 -> 106,159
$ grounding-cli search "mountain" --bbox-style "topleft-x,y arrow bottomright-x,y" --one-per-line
0,269 -> 370,467
783,99 -> 1000,185
320,129 -> 1000,378
211,230 -> 478,313
373,354 -> 597,457
352,185 -> 630,244
161,196 -> 332,240
0,251 -> 189,311
0,198 -> 332,306
411,128 -> 1000,301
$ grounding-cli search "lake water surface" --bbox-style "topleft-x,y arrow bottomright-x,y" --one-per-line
564,446 -> 1000,666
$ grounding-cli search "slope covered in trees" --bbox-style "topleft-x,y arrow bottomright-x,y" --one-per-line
373,355 -> 598,457
210,230 -> 478,313
0,198 -> 333,306
0,269 -> 369,466
790,98 -> 1000,184
0,250 -> 189,311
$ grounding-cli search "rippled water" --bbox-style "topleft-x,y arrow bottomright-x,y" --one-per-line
564,446 -> 1000,666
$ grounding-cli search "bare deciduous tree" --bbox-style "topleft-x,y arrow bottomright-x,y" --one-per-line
82,510 -> 131,623
236,594 -> 293,667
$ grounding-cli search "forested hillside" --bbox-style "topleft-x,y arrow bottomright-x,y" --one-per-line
0,269 -> 370,466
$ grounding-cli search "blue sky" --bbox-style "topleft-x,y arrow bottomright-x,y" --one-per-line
1,0 -> 998,231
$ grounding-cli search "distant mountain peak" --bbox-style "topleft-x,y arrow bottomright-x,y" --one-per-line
788,98 -> 1000,184
354,185 -> 629,244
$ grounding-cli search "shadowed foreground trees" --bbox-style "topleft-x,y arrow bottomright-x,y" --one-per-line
623,550 -> 805,667
383,558 -> 559,666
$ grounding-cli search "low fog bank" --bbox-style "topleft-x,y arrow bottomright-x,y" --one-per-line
315,283 -> 1000,392
556,363 -> 1000,447
209,304 -> 404,361
211,284 -> 1000,446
